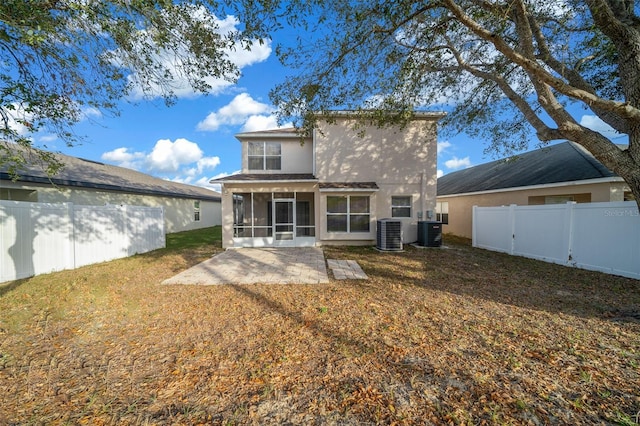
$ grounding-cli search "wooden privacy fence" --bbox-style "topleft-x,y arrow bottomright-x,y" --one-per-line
472,201 -> 640,280
1,201 -> 165,283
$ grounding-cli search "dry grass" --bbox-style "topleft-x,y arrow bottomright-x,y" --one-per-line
0,228 -> 638,425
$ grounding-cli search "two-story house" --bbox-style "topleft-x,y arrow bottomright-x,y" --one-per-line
212,111 -> 445,248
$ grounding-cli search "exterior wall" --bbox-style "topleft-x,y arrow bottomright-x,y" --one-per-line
438,179 -> 629,239
240,136 -> 313,174
0,180 -> 221,233
315,117 -> 439,242
220,182 -> 318,248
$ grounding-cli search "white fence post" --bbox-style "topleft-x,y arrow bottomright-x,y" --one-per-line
66,202 -> 76,271
565,202 -> 576,266
472,205 -> 477,248
509,204 -> 516,255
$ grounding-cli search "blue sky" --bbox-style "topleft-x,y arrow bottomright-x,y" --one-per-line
21,12 -> 626,193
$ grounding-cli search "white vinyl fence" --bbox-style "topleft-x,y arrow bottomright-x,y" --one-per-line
1,201 -> 165,283
472,201 -> 640,280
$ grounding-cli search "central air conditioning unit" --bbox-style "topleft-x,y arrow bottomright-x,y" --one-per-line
376,219 -> 403,251
418,221 -> 442,247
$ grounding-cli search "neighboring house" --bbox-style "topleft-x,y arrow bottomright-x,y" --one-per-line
212,111 -> 445,248
436,141 -> 633,238
1,148 -> 221,233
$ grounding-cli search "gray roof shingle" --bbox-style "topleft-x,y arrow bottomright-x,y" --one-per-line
1,147 -> 221,201
319,182 -> 379,190
437,142 -> 619,196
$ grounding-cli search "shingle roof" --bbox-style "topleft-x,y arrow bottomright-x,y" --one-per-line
211,173 -> 317,182
437,142 -> 619,196
1,147 -> 221,201
319,182 -> 379,190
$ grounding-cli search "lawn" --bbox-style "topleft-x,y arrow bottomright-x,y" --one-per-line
0,227 -> 638,425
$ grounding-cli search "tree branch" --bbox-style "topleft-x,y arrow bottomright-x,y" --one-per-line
442,35 -> 560,141
526,10 -> 628,133
443,0 -> 640,123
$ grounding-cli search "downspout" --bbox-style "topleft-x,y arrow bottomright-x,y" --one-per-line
312,128 -> 317,176
420,172 -> 426,219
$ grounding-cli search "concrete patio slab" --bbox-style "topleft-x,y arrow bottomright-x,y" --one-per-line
162,247 -> 329,285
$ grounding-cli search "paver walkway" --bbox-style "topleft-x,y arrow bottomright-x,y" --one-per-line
326,259 -> 368,280
162,247 -> 329,285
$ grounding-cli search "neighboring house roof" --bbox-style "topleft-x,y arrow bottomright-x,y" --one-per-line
1,147 -> 221,201
212,173 -> 317,183
437,141 -> 620,196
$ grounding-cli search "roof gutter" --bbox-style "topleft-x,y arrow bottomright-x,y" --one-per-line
217,179 -> 319,185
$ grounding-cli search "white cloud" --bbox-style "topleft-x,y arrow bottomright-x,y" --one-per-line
102,138 -> 224,190
146,138 -> 204,173
197,93 -> 273,131
101,147 -> 146,170
437,140 -> 452,155
4,103 -> 32,136
126,11 -> 271,100
196,156 -> 221,173
579,114 -> 623,140
193,176 -> 222,192
437,169 -> 444,178
202,170 -> 240,191
241,115 -> 281,132
81,106 -> 102,120
445,156 -> 471,170
195,92 -> 292,133
38,134 -> 58,143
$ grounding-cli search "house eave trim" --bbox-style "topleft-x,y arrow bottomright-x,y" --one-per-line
318,188 -> 380,193
218,179 -> 319,185
235,132 -> 307,140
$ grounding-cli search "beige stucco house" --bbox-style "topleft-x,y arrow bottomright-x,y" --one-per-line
213,111 -> 445,248
436,141 -> 632,239
1,148 -> 221,233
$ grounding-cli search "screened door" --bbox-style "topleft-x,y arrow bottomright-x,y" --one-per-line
274,200 -> 294,244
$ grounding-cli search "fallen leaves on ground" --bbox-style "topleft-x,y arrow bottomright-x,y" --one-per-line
0,235 -> 638,425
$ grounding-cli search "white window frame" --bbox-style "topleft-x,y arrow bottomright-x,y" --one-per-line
248,142 -> 281,171
326,195 -> 370,233
391,196 -> 412,218
436,201 -> 448,224
194,200 -> 201,222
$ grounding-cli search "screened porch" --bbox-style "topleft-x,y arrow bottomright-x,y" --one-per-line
232,192 -> 316,247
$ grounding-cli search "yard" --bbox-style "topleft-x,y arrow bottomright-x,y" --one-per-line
0,226 -> 638,425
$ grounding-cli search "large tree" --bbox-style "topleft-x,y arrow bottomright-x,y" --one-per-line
0,0 -> 260,177
257,0 -> 640,205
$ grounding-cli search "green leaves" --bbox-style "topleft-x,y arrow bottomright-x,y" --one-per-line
0,0 -> 259,177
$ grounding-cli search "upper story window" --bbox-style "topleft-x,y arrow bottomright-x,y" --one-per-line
248,142 -> 281,170
391,196 -> 412,218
